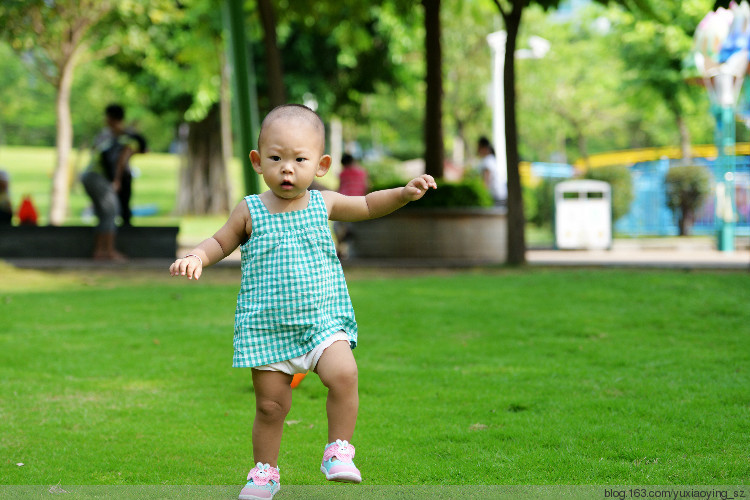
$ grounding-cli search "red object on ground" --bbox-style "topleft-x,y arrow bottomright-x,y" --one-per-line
290,372 -> 308,388
18,195 -> 38,226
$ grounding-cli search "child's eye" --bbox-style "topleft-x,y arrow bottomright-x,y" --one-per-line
270,156 -> 280,161
296,157 -> 306,163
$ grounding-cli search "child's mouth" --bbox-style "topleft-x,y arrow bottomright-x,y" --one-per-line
281,180 -> 294,190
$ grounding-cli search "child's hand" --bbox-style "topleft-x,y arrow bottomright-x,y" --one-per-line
169,255 -> 203,280
402,174 -> 437,202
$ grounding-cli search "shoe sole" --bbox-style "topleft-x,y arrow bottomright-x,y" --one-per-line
238,484 -> 280,500
320,466 -> 362,483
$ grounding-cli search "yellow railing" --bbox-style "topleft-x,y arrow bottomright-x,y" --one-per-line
572,143 -> 750,169
519,143 -> 750,187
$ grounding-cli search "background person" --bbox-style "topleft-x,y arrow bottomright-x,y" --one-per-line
81,104 -> 145,260
334,153 -> 369,258
117,131 -> 147,227
477,136 -> 506,206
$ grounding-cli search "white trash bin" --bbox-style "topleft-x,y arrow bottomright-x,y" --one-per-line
554,180 -> 612,250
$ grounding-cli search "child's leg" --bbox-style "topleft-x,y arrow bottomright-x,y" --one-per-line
314,341 -> 358,442
251,369 -> 293,467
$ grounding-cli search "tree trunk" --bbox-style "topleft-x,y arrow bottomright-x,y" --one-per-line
502,1 -> 526,266
677,114 -> 692,164
257,0 -> 286,108
679,206 -> 693,236
422,0 -> 444,179
667,98 -> 692,164
576,127 -> 590,170
220,55 -> 235,205
49,57 -> 76,226
454,118 -> 467,166
177,105 -> 230,215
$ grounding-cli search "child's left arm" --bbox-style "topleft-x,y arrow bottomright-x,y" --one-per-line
323,174 -> 437,222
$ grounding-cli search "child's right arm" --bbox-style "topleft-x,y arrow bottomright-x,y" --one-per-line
169,200 -> 252,280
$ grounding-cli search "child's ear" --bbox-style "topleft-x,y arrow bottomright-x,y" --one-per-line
250,150 -> 262,174
316,155 -> 332,177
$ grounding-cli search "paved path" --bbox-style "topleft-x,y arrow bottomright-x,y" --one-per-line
527,248 -> 749,269
528,238 -> 749,270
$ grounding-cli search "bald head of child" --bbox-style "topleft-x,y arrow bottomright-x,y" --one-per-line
251,105 -> 332,200
257,104 -> 326,155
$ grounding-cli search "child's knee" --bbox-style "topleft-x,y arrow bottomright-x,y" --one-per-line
324,363 -> 358,390
255,397 -> 291,420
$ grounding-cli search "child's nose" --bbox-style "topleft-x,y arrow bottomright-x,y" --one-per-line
281,161 -> 294,173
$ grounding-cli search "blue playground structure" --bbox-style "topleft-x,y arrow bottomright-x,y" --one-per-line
615,157 -> 750,237
529,157 -> 750,238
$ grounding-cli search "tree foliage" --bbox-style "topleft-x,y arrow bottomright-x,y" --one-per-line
612,0 -> 714,161
442,1 -> 497,163
490,0 -> 564,265
517,5 -> 632,166
267,1 -> 403,120
105,0 -> 233,214
0,0 -> 117,224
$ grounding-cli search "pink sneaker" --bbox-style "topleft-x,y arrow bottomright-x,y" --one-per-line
320,439 -> 362,483
238,463 -> 280,500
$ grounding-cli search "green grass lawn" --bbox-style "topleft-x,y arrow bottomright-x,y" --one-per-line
1,265 -> 748,487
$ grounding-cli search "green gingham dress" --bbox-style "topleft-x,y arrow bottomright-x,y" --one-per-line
232,190 -> 358,367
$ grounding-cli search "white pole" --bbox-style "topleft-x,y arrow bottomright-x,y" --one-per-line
329,117 -> 343,179
487,30 -> 507,187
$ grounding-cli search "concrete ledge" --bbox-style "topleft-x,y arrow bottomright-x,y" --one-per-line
0,225 -> 179,259
350,207 -> 507,263
527,248 -> 750,270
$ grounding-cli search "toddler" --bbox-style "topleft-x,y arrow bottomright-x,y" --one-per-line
169,104 -> 436,500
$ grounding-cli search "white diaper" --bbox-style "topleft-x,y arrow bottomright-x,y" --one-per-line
254,331 -> 350,375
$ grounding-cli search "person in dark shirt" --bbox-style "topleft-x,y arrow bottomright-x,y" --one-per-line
81,104 -> 145,260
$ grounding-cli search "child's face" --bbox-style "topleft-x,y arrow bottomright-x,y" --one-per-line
251,118 -> 331,200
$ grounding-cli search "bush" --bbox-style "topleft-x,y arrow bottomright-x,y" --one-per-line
665,165 -> 710,236
529,178 -> 566,228
362,157 -> 410,188
583,165 -> 634,222
372,177 -> 493,208
523,184 -> 538,226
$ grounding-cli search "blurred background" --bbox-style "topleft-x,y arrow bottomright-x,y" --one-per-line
0,0 -> 747,258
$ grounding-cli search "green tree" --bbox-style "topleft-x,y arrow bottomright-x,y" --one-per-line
107,0 -> 409,212
614,0 -> 714,163
665,165 -> 710,236
0,42 -> 56,147
257,0 -> 287,108
422,0 -> 445,179
442,1 -> 496,164
489,0 -> 659,265
249,0 -> 411,184
106,0 -> 234,214
0,0 -> 117,225
517,5 -> 632,167
269,2 -> 403,119
345,3 -> 425,161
